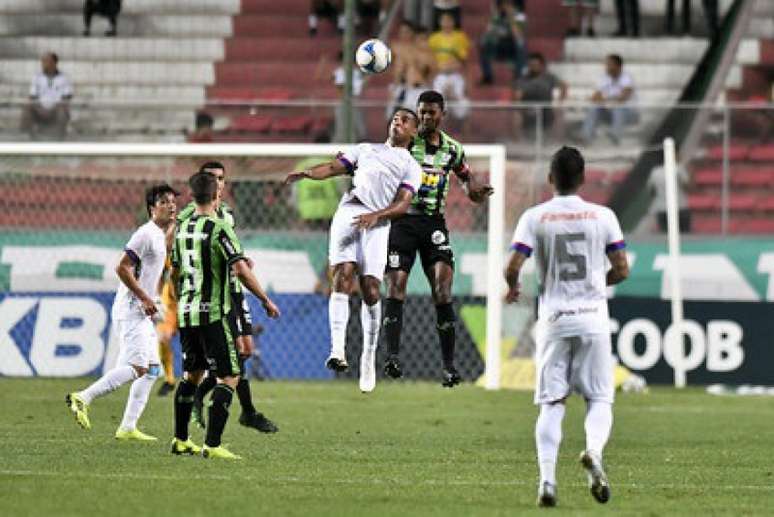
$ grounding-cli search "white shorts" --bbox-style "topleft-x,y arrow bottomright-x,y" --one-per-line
534,332 -> 614,405
114,317 -> 160,369
328,201 -> 390,280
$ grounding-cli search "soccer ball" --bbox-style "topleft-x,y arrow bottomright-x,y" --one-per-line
355,39 -> 391,74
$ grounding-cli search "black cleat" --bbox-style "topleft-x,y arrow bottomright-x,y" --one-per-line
325,356 -> 349,372
580,450 -> 611,504
441,367 -> 461,388
383,355 -> 403,379
156,382 -> 175,397
537,481 -> 558,507
191,397 -> 206,429
239,412 -> 279,433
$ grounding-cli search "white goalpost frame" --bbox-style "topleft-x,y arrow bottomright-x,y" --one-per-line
0,142 -> 508,389
663,137 -> 686,388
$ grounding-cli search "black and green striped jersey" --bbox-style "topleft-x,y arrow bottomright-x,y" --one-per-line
408,131 -> 467,217
171,214 -> 244,327
177,201 -> 234,227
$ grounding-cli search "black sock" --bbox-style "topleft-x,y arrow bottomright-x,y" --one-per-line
174,380 -> 197,441
195,373 -> 217,405
384,297 -> 404,356
236,378 -> 256,415
436,303 -> 456,369
205,384 -> 234,447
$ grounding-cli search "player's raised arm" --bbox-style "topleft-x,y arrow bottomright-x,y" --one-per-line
454,160 -> 494,204
115,251 -> 157,316
284,153 -> 351,185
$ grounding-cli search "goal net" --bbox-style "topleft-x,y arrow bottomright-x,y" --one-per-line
0,142 -> 519,387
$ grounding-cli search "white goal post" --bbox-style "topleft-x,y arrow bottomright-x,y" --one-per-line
0,142 -> 507,385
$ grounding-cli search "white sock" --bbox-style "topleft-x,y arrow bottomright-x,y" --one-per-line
308,14 -> 317,29
585,401 -> 613,457
535,403 -> 565,485
118,371 -> 158,431
361,300 -> 381,352
79,365 -> 138,405
329,292 -> 350,358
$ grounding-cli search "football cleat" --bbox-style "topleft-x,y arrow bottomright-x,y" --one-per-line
536,481 -> 557,507
441,367 -> 461,388
115,428 -> 158,441
239,412 -> 279,433
359,347 -> 376,393
170,437 -> 201,455
202,445 -> 242,460
156,382 -> 175,397
580,450 -> 611,504
325,355 -> 349,372
383,355 -> 403,379
65,392 -> 91,430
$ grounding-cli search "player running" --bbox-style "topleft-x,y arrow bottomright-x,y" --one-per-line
170,171 -> 280,460
284,108 -> 423,393
66,184 -> 179,441
179,162 -> 279,434
504,146 -> 629,507
383,90 -> 493,387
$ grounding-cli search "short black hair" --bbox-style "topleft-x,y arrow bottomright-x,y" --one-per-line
195,112 -> 213,129
550,146 -> 585,193
392,107 -> 419,126
528,52 -> 545,64
607,54 -> 623,67
189,171 -> 218,205
198,161 -> 225,175
145,183 -> 179,216
417,90 -> 445,111
399,19 -> 415,31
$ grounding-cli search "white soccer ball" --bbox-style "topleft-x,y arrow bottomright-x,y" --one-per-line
355,38 -> 391,74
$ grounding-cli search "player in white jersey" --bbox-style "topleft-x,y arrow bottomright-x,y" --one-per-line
504,147 -> 629,508
66,184 -> 179,441
285,108 -> 423,393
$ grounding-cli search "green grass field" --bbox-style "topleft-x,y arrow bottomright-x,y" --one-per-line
1,378 -> 773,516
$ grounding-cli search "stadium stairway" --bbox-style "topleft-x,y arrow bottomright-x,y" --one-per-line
0,0 -> 240,141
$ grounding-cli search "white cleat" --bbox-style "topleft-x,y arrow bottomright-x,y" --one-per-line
359,347 -> 376,393
536,481 -> 557,507
580,450 -> 611,504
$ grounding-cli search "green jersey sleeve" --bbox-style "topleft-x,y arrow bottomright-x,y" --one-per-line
215,222 -> 244,266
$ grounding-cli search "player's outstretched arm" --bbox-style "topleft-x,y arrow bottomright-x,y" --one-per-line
352,187 -> 414,230
606,249 -> 630,285
115,253 -> 157,316
233,259 -> 281,319
455,164 -> 493,204
504,251 -> 528,303
284,157 -> 349,185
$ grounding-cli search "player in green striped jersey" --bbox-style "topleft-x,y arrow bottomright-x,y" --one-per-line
384,90 -> 493,387
170,171 -> 280,460
181,162 -> 279,434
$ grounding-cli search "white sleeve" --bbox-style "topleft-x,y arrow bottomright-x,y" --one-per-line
124,227 -> 148,265
510,209 -> 535,257
400,158 -> 423,195
620,73 -> 634,89
338,144 -> 364,175
29,76 -> 38,98
61,76 -> 73,97
603,208 -> 625,252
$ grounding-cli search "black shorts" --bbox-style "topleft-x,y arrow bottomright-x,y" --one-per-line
179,314 -> 240,379
230,291 -> 253,337
387,214 -> 454,273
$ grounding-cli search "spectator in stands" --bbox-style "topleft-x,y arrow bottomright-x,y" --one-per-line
403,0 -> 433,31
579,54 -> 638,145
649,163 -> 691,233
665,0 -> 719,40
356,0 -> 389,34
428,12 -> 470,122
388,22 -> 436,117
614,0 -> 640,37
563,0 -> 597,37
309,0 -> 344,36
478,0 -> 527,85
433,0 -> 461,30
187,112 -> 214,143
332,51 -> 366,142
20,52 -> 73,141
512,52 -> 568,140
83,0 -> 122,37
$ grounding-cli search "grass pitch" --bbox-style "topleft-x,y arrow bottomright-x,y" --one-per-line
1,378 -> 773,516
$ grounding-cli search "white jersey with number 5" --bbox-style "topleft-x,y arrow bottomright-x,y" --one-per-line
511,195 -> 625,338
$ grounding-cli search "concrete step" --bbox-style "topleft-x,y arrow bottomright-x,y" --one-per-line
0,0 -> 240,15
0,14 -> 233,37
